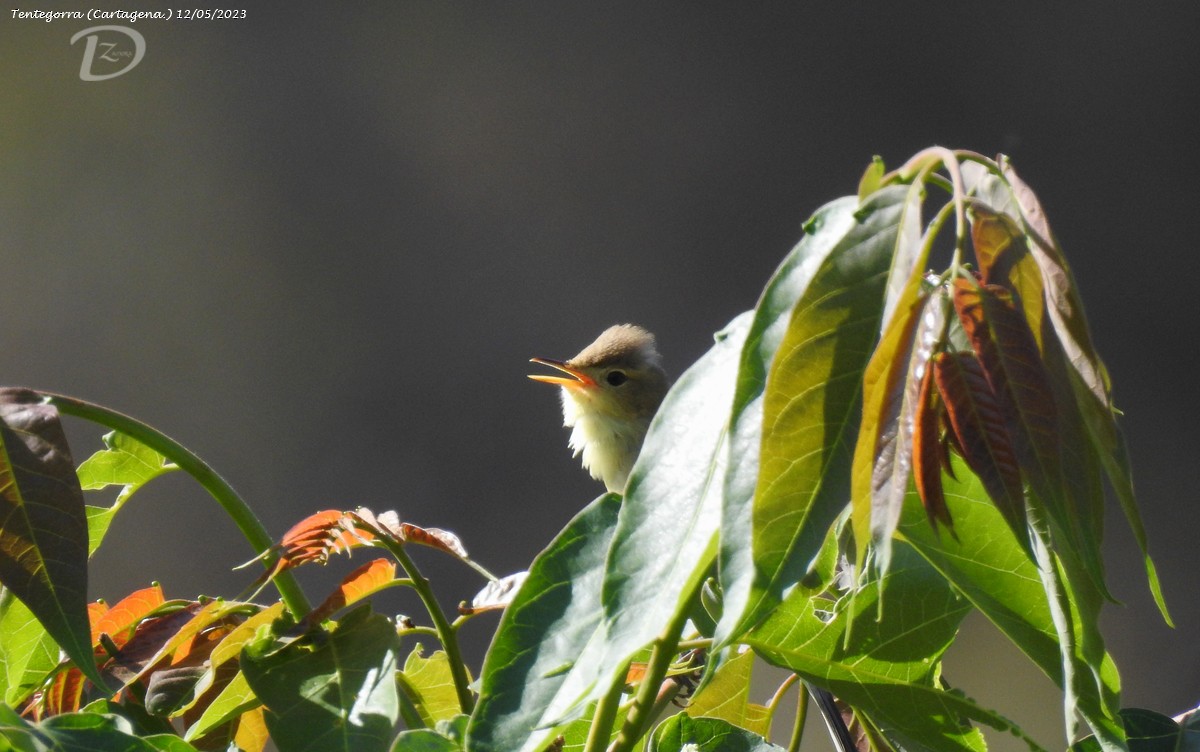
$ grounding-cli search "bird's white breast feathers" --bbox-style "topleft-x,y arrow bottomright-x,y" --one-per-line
560,388 -> 648,492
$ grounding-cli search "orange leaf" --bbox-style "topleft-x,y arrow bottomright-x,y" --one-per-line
93,585 -> 165,649
933,351 -> 1029,552
305,558 -> 398,625
44,667 -> 85,716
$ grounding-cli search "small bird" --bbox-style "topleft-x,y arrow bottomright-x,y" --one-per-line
529,324 -> 670,492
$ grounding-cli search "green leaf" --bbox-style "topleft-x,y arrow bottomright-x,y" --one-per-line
0,388 -> 104,689
993,162 -> 1170,625
715,195 -> 861,648
899,455 -> 1122,750
28,712 -> 199,752
77,431 -> 178,556
649,714 -> 784,752
720,185 -> 910,643
389,729 -> 464,751
685,648 -> 770,737
586,312 -> 751,699
467,494 -> 621,752
397,645 -> 463,728
0,587 -> 59,706
748,541 -> 1035,752
183,671 -> 258,742
241,605 -> 400,752
1072,708 -> 1200,752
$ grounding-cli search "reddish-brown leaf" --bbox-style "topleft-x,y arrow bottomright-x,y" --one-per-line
933,351 -> 1029,551
953,280 -> 1061,504
101,602 -> 205,686
305,558 -> 398,626
912,359 -> 952,531
400,524 -> 469,560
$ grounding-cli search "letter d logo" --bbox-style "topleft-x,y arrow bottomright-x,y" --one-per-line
71,25 -> 145,81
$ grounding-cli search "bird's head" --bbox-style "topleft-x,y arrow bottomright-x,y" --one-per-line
529,324 -> 670,491
528,324 -> 668,424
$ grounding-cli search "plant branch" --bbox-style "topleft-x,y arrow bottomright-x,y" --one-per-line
583,661 -> 630,752
376,536 -> 476,714
41,391 -> 312,619
607,584 -> 701,752
787,678 -> 808,752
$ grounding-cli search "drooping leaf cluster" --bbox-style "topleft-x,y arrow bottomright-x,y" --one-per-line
0,150 -> 1176,752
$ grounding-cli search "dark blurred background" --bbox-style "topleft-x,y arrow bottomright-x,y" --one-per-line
3,4 -> 1197,749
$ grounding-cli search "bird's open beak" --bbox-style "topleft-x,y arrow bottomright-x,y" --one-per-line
528,357 -> 595,388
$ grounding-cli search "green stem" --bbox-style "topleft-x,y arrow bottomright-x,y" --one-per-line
42,391 -> 311,619
583,661 -> 630,752
787,679 -> 808,752
377,537 -> 476,714
608,585 -> 701,752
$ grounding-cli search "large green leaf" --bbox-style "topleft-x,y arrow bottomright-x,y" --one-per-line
716,190 -> 903,647
969,162 -> 1168,625
747,541 -> 1033,752
0,388 -> 104,689
584,312 -> 751,697
720,186 -> 909,643
1072,709 -> 1200,752
77,430 -> 178,556
241,605 -> 400,752
466,494 -> 621,752
649,714 -> 785,752
0,587 -> 59,706
899,455 -> 1122,750
0,710 -> 201,752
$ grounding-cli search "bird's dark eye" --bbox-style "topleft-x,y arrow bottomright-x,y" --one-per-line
605,370 -> 628,386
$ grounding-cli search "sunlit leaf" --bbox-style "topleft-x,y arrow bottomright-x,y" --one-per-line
748,542 -> 1032,752
579,312 -> 750,711
933,351 -> 1029,552
0,388 -> 103,688
852,276 -> 945,572
466,494 -> 621,752
649,714 -> 784,752
183,670 -> 259,743
900,454 -> 1123,750
242,605 -> 400,752
746,185 -> 908,634
685,648 -> 770,737
719,186 -> 911,645
0,587 -> 59,706
76,431 -> 178,556
397,645 -> 463,727
715,195 -> 862,648
390,728 -> 464,751
93,584 -> 165,650
461,571 -> 528,616
305,558 -> 398,626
